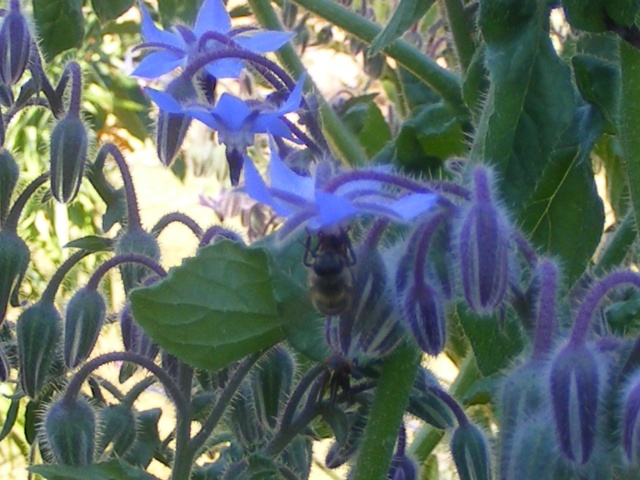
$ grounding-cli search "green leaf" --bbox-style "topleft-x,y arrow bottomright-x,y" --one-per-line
474,0 -> 576,213
519,105 -> 605,284
91,0 -> 135,21
123,409 -> 162,469
339,97 -> 392,157
33,0 -> 84,60
158,0 -> 201,25
129,241 -> 315,371
456,305 -> 525,377
29,458 -> 159,480
0,398 -> 19,442
572,54 -> 620,129
395,101 -> 467,174
64,235 -> 113,252
369,0 -> 435,55
619,40 -> 640,240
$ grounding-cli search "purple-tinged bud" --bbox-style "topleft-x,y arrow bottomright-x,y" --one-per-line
279,436 -> 312,480
45,398 -> 95,467
457,166 -> 511,315
501,416 -> 559,480
400,281 -> 446,356
325,400 -> 370,468
622,373 -> 640,465
0,343 -> 9,382
0,83 -> 12,107
0,1 -> 32,87
408,369 -> 456,429
0,148 -> 18,223
251,346 -> 295,429
17,301 -> 61,398
96,404 -> 137,457
0,230 -> 29,323
155,78 -> 195,166
49,115 -> 88,203
228,383 -> 266,451
549,342 -> 603,464
388,454 -> 418,480
450,423 -> 492,480
115,229 -> 161,293
63,287 -> 106,368
120,303 -> 158,361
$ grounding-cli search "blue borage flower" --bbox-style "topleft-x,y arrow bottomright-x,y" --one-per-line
132,0 -> 292,79
243,143 -> 439,236
145,77 -> 304,184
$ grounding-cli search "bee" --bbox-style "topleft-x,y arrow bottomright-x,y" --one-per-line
303,229 -> 356,315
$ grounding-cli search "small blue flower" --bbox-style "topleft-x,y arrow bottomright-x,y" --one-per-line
244,144 -> 439,236
145,77 -> 304,184
132,0 -> 292,79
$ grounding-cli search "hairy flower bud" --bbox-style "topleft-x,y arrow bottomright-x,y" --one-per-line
17,301 -> 61,398
549,342 -> 603,464
49,115 -> 88,203
45,398 -> 95,467
400,281 -> 446,356
228,383 -> 266,451
251,346 -> 294,429
120,303 -> 158,360
622,373 -> 640,464
457,166 -> 510,315
0,230 -> 29,323
0,148 -> 18,223
501,416 -> 559,480
0,1 -> 32,87
388,454 -> 418,480
450,423 -> 492,480
155,78 -> 195,166
64,288 -> 106,368
115,229 -> 161,292
408,369 -> 456,429
96,404 -> 137,457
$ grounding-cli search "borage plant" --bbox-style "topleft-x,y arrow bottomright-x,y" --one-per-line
2,0 -> 640,480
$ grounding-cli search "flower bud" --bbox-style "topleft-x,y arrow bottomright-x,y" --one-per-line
622,373 -> 640,464
49,115 -> 88,203
155,78 -> 195,166
450,423 -> 492,480
325,400 -> 370,468
501,416 -> 559,480
115,229 -> 161,293
17,301 -> 61,398
0,147 -> 19,223
388,454 -> 418,480
45,398 -> 95,467
0,1 -> 32,87
251,346 -> 295,429
96,404 -> 137,457
120,302 -> 158,360
279,436 -> 312,479
0,343 -> 9,382
228,382 -> 266,451
408,369 -> 456,429
400,281 -> 446,356
549,342 -> 603,464
457,166 -> 510,315
63,288 -> 106,368
0,230 -> 29,323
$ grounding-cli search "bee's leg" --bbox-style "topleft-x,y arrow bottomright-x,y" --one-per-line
303,231 -> 314,267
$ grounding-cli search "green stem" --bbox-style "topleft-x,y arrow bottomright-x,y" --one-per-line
408,353 -> 482,461
248,0 -> 368,167
290,0 -> 466,114
593,210 -> 636,275
352,342 -> 420,480
442,0 -> 475,73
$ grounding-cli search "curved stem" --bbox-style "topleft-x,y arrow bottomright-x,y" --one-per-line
352,342 -> 419,480
570,270 -> 640,346
427,386 -> 468,427
151,212 -> 203,239
63,62 -> 83,117
86,253 -> 167,291
62,351 -> 188,417
442,0 -> 476,73
4,173 -> 48,232
41,249 -> 90,304
289,0 -> 466,114
531,259 -> 557,360
187,352 -> 263,456
95,144 -> 142,230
